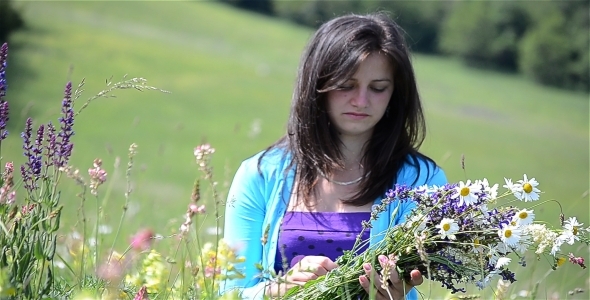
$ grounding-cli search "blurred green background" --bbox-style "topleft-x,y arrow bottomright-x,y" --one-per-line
1,0 -> 588,298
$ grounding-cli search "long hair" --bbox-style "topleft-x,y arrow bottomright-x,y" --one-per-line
261,12 -> 435,207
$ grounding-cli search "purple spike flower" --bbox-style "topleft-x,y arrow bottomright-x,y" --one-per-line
32,124 -> 44,177
0,101 -> 8,141
44,122 -> 57,168
21,118 -> 35,191
0,43 -> 7,99
0,43 -> 9,140
56,82 -> 75,167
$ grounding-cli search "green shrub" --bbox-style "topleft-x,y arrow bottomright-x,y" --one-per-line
519,1 -> 589,91
0,0 -> 24,43
438,1 -> 529,71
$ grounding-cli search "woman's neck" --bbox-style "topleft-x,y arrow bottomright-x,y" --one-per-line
338,133 -> 370,171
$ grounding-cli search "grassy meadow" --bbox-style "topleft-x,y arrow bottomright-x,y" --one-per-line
3,0 -> 589,298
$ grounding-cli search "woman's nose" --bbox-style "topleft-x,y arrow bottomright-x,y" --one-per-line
350,88 -> 369,108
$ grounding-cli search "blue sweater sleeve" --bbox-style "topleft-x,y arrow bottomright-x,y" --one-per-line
220,157 -> 268,297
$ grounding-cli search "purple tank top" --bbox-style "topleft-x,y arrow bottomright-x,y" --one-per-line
274,211 -> 371,274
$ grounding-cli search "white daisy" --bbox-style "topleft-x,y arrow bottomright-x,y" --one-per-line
514,236 -> 531,254
512,209 -> 535,226
550,237 -> 565,255
436,218 -> 459,240
452,180 -> 481,206
516,174 -> 541,201
495,257 -> 512,269
503,178 -> 522,198
471,237 -> 485,254
560,217 -> 584,245
498,225 -> 522,246
405,213 -> 427,232
564,217 -> 584,235
476,178 -> 499,200
486,246 -> 501,266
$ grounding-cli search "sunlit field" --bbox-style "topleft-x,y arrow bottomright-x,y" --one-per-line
4,0 -> 588,298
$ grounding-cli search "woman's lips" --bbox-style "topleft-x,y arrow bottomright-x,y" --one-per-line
344,112 -> 369,120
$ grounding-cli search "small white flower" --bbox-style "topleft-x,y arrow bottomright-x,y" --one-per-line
476,178 -> 498,200
471,237 -> 485,254
452,180 -> 481,206
512,209 -> 535,226
550,237 -> 565,255
517,174 -> 541,201
558,230 -> 578,245
436,218 -> 459,240
405,213 -> 427,232
498,225 -> 522,246
503,178 -> 522,198
479,204 -> 489,214
487,246 -> 501,266
495,257 -> 512,269
514,236 -> 531,254
560,217 -> 584,245
564,217 -> 584,234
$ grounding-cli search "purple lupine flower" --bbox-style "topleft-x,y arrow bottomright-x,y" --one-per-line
0,43 -> 9,140
21,118 -> 33,158
56,82 -> 75,167
0,43 -> 7,99
21,118 -> 42,191
0,101 -> 8,140
32,124 -> 44,178
44,122 -> 57,168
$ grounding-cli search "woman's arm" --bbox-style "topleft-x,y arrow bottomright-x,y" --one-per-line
220,158 -> 269,298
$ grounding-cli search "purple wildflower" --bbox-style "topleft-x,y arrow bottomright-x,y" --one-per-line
0,43 -> 9,140
44,122 -> 57,168
0,43 -> 7,99
21,119 -> 43,191
32,124 -> 44,177
0,101 -> 8,141
21,118 -> 35,191
56,82 -> 75,167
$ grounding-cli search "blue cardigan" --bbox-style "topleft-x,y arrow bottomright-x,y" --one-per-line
221,148 -> 447,299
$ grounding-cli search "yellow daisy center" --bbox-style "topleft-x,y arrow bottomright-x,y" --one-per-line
443,223 -> 451,231
523,183 -> 533,193
460,187 -> 470,197
504,229 -> 512,238
474,239 -> 480,246
519,211 -> 528,219
510,221 -> 517,226
573,226 -> 578,235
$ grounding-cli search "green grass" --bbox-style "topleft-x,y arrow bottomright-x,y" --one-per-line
4,0 -> 589,298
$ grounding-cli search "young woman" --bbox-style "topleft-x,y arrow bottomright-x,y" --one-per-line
221,12 -> 447,300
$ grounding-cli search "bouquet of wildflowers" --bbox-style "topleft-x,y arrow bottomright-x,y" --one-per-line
284,176 -> 589,299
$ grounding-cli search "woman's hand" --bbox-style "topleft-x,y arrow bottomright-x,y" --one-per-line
359,254 -> 423,300
266,255 -> 338,298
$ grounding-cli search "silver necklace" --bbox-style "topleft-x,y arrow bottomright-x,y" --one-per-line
318,170 -> 370,186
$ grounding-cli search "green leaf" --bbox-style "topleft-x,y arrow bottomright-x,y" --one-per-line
34,240 -> 44,260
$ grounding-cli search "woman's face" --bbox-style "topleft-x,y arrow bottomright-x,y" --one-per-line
325,52 -> 394,140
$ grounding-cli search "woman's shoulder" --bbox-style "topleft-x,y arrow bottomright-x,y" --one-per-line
397,153 -> 447,187
238,146 -> 292,177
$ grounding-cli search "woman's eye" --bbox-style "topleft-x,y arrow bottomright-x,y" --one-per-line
338,85 -> 353,90
371,87 -> 387,92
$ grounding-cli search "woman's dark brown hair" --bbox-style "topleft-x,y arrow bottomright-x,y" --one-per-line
261,12 -> 436,206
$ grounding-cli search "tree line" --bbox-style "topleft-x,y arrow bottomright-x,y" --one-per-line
2,0 -> 587,92
222,0 -> 589,92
